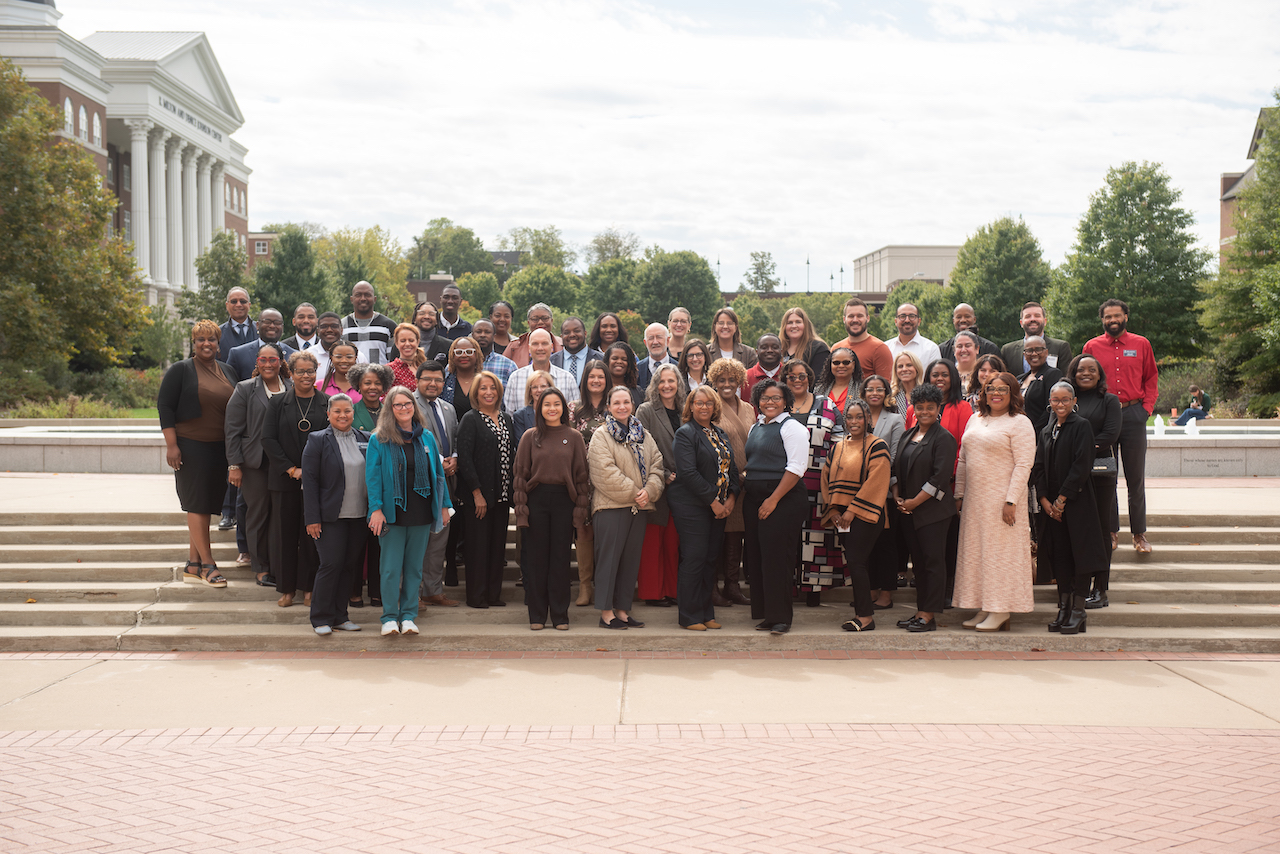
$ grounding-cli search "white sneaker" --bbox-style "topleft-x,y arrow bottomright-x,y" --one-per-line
400,620 -> 419,635
314,625 -> 332,636
381,621 -> 400,636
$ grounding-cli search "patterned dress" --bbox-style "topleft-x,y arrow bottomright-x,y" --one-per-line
795,395 -> 846,591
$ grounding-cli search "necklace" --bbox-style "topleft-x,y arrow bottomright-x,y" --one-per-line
297,393 -> 317,432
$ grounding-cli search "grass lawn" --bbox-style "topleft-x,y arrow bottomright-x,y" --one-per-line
128,408 -> 159,419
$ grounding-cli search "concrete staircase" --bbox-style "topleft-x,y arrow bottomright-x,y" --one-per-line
0,511 -> 1277,652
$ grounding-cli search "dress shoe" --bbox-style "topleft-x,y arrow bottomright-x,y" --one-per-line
685,623 -> 707,631
704,619 -> 722,629
334,621 -> 362,632
755,621 -> 773,631
487,599 -> 506,607
370,598 -> 382,607
313,625 -> 332,636
400,620 -> 419,635
421,594 -> 459,607
1132,533 -> 1152,554
599,617 -> 628,629
769,623 -> 790,635
896,616 -> 922,629
872,600 -> 894,611
623,615 -> 645,628
1059,595 -> 1088,634
467,602 -> 489,609
1048,593 -> 1071,632
348,598 -> 365,608
711,588 -> 730,607
975,612 -> 1010,632
723,583 -> 750,606
664,596 -> 678,607
218,514 -> 236,531
644,599 -> 671,607
962,611 -> 989,629
805,592 -> 822,608
905,617 -> 936,632
381,621 -> 400,636
841,618 -> 875,632
1085,589 -> 1109,609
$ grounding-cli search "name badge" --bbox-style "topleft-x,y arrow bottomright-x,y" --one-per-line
357,442 -> 369,453
1123,349 -> 1138,358
1046,354 -> 1058,368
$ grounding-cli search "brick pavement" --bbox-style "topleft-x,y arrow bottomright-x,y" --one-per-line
2,724 -> 1277,853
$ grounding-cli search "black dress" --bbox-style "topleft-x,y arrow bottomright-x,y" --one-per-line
1032,412 -> 1108,597
1075,390 -> 1122,591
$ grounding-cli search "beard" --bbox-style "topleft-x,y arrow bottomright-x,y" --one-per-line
1105,320 -> 1126,336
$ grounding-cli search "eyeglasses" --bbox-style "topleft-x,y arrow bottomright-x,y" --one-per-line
1025,347 -> 1047,354
985,385 -> 1010,394
692,399 -> 715,407
391,402 -> 416,410
419,376 -> 443,384
896,313 -> 919,320
256,357 -> 280,364
786,373 -> 808,381
759,395 -> 785,403
830,360 -> 853,367
292,368 -> 317,376
227,298 -> 248,305
452,348 -> 477,356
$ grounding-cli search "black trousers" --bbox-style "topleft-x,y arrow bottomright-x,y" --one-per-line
463,498 -> 510,606
840,518 -> 882,618
1118,404 -> 1148,534
1090,475 -> 1119,592
523,485 -> 573,626
351,530 -> 382,602
312,517 -> 365,628
271,489 -> 317,595
868,503 -> 901,592
1046,516 -> 1094,600
670,495 -> 726,627
944,514 -> 959,601
239,463 -> 272,574
903,516 -> 950,613
744,478 -> 808,627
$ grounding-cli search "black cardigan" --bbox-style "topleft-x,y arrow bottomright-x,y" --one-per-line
893,424 -> 958,529
262,389 -> 331,491
1074,390 -> 1121,460
157,357 -> 239,429
456,409 -> 516,505
667,422 -> 741,507
1032,412 -> 1107,572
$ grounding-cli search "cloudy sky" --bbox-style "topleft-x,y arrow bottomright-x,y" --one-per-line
61,0 -> 1280,290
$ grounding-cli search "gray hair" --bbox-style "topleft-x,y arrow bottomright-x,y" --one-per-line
645,322 -> 669,338
1024,335 -> 1047,348
645,362 -> 687,410
1050,380 -> 1076,397
527,302 -> 552,318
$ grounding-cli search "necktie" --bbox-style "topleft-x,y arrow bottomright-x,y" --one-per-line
236,324 -> 245,339
301,340 -> 310,350
570,352 -> 579,378
430,402 -> 450,456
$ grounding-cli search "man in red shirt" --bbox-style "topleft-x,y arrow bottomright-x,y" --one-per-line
831,298 -> 894,380
742,334 -> 784,404
1082,299 -> 1158,554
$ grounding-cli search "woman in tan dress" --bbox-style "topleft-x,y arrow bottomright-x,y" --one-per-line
708,357 -> 753,606
953,371 -> 1037,632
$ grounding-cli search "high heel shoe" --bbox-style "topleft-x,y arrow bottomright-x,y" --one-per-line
975,612 -> 1010,632
962,611 -> 989,629
1059,596 -> 1088,635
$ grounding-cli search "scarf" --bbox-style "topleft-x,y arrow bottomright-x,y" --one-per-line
703,426 -> 732,503
393,424 -> 432,511
605,413 -> 647,482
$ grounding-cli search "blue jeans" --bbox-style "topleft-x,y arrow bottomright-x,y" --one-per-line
379,524 -> 431,623
1174,408 -> 1206,426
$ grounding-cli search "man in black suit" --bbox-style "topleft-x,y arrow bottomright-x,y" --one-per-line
227,309 -> 297,382
414,360 -> 460,607
283,303 -> 319,352
550,316 -> 602,388
637,322 -> 676,392
939,303 -> 1000,362
1002,301 -> 1073,373
217,286 -> 255,531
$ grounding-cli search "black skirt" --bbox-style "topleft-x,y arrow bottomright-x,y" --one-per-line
174,437 -> 227,514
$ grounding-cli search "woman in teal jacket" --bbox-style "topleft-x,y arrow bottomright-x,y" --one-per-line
366,385 -> 452,636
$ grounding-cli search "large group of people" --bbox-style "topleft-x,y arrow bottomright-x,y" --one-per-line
159,279 -> 1158,636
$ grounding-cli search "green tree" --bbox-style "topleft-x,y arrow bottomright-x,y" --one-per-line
1199,96 -> 1280,397
583,227 -> 641,268
871,281 -> 956,343
742,251 -> 780,294
253,225 -> 331,334
315,225 -> 411,319
950,216 -> 1051,345
133,304 -> 187,368
410,218 -> 495,280
502,264 -> 580,332
496,225 -> 576,270
456,271 -> 503,317
1047,161 -> 1211,359
184,231 -> 253,324
726,293 -> 775,347
0,59 -> 144,368
578,257 -> 639,319
636,248 -> 723,332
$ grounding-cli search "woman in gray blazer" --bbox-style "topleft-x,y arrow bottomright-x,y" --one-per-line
635,363 -> 687,607
224,343 -> 292,586
861,375 -> 905,609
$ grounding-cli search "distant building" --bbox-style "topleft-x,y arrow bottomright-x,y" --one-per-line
0,0 -> 251,307
851,245 -> 959,293
1220,107 -> 1273,267
406,273 -> 457,307
246,232 -> 277,271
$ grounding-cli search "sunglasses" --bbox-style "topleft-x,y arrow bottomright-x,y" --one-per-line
830,360 -> 853,367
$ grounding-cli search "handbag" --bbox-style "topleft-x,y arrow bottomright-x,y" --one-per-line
1092,451 -> 1118,478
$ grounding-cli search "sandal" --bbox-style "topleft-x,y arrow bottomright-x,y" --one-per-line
553,624 -> 569,631
199,563 -> 227,588
182,560 -> 202,583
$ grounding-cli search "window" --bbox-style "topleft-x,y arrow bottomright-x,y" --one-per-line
224,183 -> 230,206
123,210 -> 131,242
255,240 -> 268,255
241,190 -> 247,215
123,163 -> 131,192
78,106 -> 87,141
107,157 -> 114,187
63,98 -> 73,133
92,113 -> 102,147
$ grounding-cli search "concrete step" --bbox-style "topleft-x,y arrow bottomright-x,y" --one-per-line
0,543 -> 240,564
1117,527 -> 1280,545
0,562 -> 180,582
1109,544 -> 1280,564
1,623 -> 1278,653
0,526 -> 238,546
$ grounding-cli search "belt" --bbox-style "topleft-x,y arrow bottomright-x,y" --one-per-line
1120,399 -> 1143,409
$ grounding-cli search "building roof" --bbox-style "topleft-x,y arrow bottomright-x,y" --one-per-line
80,31 -> 202,61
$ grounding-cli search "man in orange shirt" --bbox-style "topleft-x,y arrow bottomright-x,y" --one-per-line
831,298 -> 894,381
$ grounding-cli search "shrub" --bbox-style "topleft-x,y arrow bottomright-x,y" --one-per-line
1154,360 -> 1215,415
1244,392 -> 1280,419
0,360 -> 57,409
69,367 -> 163,409
0,394 -> 131,419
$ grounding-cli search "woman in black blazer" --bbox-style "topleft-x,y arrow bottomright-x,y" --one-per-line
1033,381 -> 1108,635
668,386 -> 741,630
455,371 -> 517,608
263,350 -> 330,608
1066,354 -> 1122,609
302,394 -> 371,635
1018,336 -> 1065,436
893,383 -> 958,632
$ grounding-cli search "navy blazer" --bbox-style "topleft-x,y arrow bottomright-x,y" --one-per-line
220,318 -> 257,353
301,426 -> 371,525
894,424 -> 958,529
636,354 -> 677,392
668,422 -> 740,508
226,338 -> 298,382
551,346 -> 604,383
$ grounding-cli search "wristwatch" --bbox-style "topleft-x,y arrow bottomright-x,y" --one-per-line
228,465 -> 241,471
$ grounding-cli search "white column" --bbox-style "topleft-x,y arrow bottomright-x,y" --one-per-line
196,153 -> 212,259
148,128 -> 170,288
182,146 -> 200,290
210,161 -> 225,239
166,137 -> 185,289
124,120 -> 153,288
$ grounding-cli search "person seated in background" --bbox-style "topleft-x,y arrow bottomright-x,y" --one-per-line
1174,385 -> 1211,425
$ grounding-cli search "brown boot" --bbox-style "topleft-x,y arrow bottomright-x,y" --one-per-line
711,586 -> 730,607
721,535 -> 750,606
576,581 -> 594,607
575,531 -> 595,606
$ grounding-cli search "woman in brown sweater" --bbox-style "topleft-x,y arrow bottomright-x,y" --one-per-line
513,388 -> 592,630
821,397 -> 892,632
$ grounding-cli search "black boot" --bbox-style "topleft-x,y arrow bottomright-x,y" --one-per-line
1059,595 -> 1088,635
1047,591 -> 1071,632
1084,583 -> 1109,609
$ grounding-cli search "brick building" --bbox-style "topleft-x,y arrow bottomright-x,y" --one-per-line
0,0 -> 251,306
1220,107 -> 1273,268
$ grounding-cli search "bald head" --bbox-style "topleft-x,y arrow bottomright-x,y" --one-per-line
528,327 -> 554,366
952,303 -> 977,333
